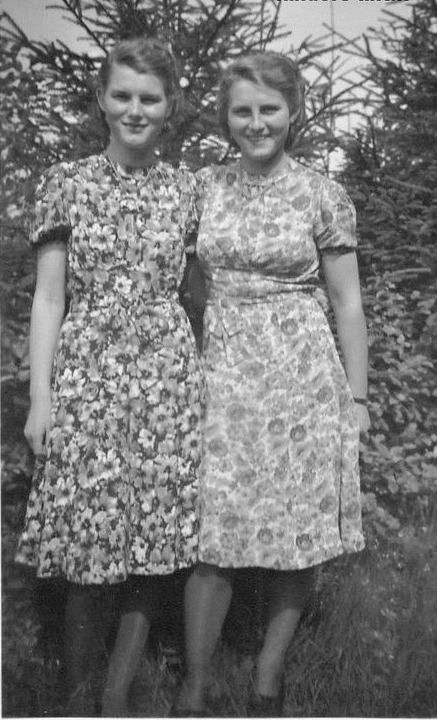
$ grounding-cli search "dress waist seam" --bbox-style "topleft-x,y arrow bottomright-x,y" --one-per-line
208,283 -> 324,306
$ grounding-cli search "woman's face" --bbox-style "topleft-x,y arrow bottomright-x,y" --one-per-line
227,79 -> 291,173
97,62 -> 172,159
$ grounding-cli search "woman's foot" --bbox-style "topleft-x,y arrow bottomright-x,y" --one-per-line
248,663 -> 284,718
170,674 -> 208,717
101,689 -> 129,717
168,704 -> 207,717
247,692 -> 283,718
64,681 -> 95,717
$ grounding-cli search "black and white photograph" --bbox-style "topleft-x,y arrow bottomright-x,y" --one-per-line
1,0 -> 436,717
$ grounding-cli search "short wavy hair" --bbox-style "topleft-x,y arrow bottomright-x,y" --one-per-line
97,36 -> 181,122
217,51 -> 306,150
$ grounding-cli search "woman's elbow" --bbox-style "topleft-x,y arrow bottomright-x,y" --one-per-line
330,291 -> 364,317
33,290 -> 66,316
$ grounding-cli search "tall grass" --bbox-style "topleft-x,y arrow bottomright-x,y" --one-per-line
283,538 -> 437,718
2,519 -> 437,717
202,522 -> 437,718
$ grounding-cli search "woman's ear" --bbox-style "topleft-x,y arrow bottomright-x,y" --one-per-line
165,95 -> 174,120
96,87 -> 105,113
289,108 -> 300,127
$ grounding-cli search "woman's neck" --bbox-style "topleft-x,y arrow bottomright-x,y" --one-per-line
240,151 -> 289,178
106,140 -> 155,169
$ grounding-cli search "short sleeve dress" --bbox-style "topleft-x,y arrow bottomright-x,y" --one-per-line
16,154 -> 204,585
195,157 -> 364,570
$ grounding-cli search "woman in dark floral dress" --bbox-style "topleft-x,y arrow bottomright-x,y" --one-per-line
173,52 -> 370,717
17,37 -> 203,716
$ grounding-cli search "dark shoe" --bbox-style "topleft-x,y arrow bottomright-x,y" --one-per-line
168,704 -> 208,717
247,693 -> 283,717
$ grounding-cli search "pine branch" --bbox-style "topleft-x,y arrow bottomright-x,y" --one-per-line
48,0 -> 108,51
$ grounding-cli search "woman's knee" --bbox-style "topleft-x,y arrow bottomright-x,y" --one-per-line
194,562 -> 234,588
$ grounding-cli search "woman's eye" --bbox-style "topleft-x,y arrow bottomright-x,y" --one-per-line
141,96 -> 161,104
113,92 -> 129,100
262,106 -> 279,114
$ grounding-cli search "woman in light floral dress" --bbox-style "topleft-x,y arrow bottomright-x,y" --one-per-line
173,52 -> 370,717
16,37 -> 203,716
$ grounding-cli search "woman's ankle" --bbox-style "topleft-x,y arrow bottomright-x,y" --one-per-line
101,687 -> 129,717
65,681 -> 94,717
175,671 -> 208,711
253,659 -> 284,698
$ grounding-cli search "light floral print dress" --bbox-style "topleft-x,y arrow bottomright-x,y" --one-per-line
195,157 -> 364,570
16,154 -> 203,584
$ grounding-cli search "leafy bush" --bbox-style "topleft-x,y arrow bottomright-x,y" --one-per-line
340,0 -> 437,538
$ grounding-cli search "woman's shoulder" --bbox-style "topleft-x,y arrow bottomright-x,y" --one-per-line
154,160 -> 193,186
287,157 -> 349,198
156,162 -> 199,197
195,162 -> 238,187
42,154 -> 106,183
157,159 -> 179,178
287,157 -> 325,187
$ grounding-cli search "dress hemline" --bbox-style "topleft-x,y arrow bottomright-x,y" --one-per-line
197,539 -> 365,571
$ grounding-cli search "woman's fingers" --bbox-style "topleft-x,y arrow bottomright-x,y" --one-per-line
355,404 -> 371,436
24,416 -> 49,456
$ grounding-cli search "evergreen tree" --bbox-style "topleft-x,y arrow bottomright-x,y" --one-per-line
341,0 -> 437,534
0,0 -> 361,235
0,0 -> 372,516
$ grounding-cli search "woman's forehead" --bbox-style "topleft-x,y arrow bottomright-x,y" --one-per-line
228,78 -> 286,105
106,63 -> 166,93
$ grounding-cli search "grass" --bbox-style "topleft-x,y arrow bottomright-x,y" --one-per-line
2,507 -> 437,717
285,543 -> 437,717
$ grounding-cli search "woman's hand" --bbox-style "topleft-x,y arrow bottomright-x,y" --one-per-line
355,402 -> 371,435
24,395 -> 52,455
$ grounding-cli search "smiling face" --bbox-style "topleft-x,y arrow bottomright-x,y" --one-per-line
97,62 -> 172,166
227,79 -> 292,175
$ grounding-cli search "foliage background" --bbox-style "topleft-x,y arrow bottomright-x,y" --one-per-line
1,0 -> 436,716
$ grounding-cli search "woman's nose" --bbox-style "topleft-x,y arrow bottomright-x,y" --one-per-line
127,97 -> 142,116
249,111 -> 263,130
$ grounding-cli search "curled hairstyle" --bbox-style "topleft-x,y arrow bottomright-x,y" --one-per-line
97,36 -> 181,122
217,51 -> 306,150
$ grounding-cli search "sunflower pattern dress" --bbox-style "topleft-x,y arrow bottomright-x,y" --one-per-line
195,157 -> 364,570
16,154 -> 203,585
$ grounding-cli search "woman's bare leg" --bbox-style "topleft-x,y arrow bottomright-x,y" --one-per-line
176,563 -> 234,712
255,568 -> 314,698
64,584 -> 101,716
101,577 -> 158,717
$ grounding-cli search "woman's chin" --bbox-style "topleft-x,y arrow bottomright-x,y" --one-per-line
240,149 -> 286,173
115,131 -> 160,155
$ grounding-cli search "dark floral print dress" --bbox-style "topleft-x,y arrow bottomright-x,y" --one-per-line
195,158 -> 364,570
16,154 -> 203,584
